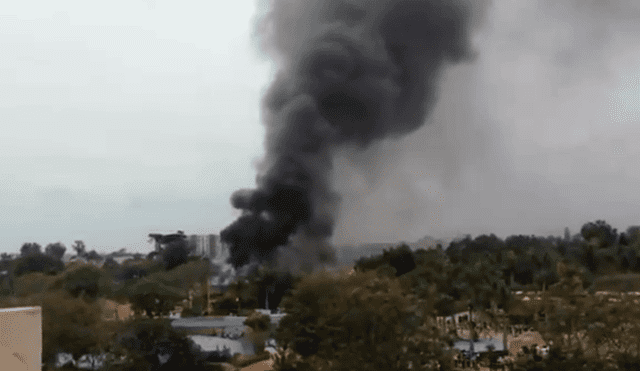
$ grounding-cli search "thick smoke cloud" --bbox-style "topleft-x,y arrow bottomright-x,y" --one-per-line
221,0 -> 484,269
333,0 -> 640,246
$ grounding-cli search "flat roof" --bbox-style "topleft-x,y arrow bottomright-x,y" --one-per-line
0,306 -> 41,313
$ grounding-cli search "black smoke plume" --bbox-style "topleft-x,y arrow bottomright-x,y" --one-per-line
221,0 -> 481,269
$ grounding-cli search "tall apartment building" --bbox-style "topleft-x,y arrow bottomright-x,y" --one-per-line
149,232 -> 228,261
188,234 -> 219,259
148,232 -> 235,287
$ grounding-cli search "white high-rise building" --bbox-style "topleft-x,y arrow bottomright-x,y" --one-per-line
188,234 -> 225,260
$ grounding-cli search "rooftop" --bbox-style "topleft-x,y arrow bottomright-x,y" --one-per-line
0,306 -> 40,313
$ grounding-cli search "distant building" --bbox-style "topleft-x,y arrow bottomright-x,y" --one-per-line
149,231 -> 187,252
2,253 -> 19,260
110,255 -> 136,265
148,231 -> 230,261
188,234 -> 220,259
148,231 -> 235,288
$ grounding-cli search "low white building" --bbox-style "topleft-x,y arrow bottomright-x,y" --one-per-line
110,255 -> 136,265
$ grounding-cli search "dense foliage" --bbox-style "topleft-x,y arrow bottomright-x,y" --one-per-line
14,254 -> 65,277
274,269 -> 453,371
0,244 -> 216,369
3,219 -> 640,370
107,319 -> 207,371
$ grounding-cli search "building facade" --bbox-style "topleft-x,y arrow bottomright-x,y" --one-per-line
150,232 -> 227,260
0,306 -> 41,371
188,234 -> 220,259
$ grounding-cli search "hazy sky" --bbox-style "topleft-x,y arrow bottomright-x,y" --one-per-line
2,0 -> 640,254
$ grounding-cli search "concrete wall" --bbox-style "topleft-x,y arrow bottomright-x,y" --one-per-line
0,306 -> 42,371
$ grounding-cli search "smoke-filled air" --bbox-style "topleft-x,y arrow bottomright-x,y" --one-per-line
220,0 -> 485,269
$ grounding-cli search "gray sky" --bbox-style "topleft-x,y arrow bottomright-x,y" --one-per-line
2,0 -> 640,254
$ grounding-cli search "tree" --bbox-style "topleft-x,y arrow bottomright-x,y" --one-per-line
48,264 -> 112,301
72,240 -> 87,258
246,267 -> 298,311
585,245 -> 597,273
102,257 -> 120,273
469,234 -> 506,255
13,254 -> 64,277
354,243 -> 416,277
85,250 -> 102,262
513,255 -> 535,286
115,263 -> 148,282
162,260 -> 213,290
117,278 -> 184,318
504,235 -> 538,255
384,244 -> 416,276
162,237 -> 189,271
274,269 -> 453,371
145,260 -> 214,314
402,249 -> 450,310
625,226 -> 640,244
107,318 -> 206,371
564,227 -> 571,241
20,242 -> 41,257
580,220 -> 617,249
445,235 -> 473,264
45,242 -> 66,261
245,311 -> 272,353
227,278 -> 259,314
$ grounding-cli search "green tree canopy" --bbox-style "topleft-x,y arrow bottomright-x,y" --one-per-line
162,238 -> 189,270
274,269 -> 453,371
354,243 -> 416,277
581,220 -> 618,249
13,254 -> 64,277
109,318 -> 206,371
44,242 -> 66,261
72,240 -> 87,258
49,264 -> 112,301
116,277 -> 185,317
20,242 -> 42,257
